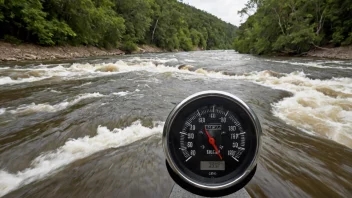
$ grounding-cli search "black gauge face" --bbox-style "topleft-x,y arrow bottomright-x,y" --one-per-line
176,106 -> 248,179
163,91 -> 261,191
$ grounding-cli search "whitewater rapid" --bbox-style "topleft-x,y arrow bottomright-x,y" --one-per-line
1,90 -> 139,115
0,121 -> 164,196
233,70 -> 352,148
1,58 -> 351,148
0,55 -> 351,197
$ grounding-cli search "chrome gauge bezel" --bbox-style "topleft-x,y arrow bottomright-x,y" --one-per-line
162,90 -> 262,191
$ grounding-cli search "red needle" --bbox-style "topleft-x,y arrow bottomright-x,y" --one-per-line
204,127 -> 223,160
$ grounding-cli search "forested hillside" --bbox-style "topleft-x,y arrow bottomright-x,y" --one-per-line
0,0 -> 237,52
234,0 -> 352,55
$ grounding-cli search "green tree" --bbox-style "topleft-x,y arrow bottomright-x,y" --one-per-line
0,0 -> 238,51
234,0 -> 352,55
0,0 -> 75,45
113,0 -> 153,44
47,0 -> 125,47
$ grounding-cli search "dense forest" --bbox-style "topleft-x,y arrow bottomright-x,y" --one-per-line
234,0 -> 352,55
0,0 -> 237,52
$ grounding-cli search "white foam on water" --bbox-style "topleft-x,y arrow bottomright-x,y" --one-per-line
0,76 -> 50,85
0,121 -> 164,197
111,89 -> 141,96
185,59 -> 196,63
266,59 -> 352,70
0,59 -> 231,86
8,93 -> 105,114
0,63 -> 122,85
106,60 -> 229,80
0,108 -> 6,115
127,57 -> 178,64
72,82 -> 93,88
233,70 -> 352,148
112,91 -> 129,97
45,88 -> 62,93
49,89 -> 62,94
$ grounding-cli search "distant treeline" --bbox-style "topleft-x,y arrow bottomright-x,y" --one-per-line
234,0 -> 352,55
0,0 -> 237,52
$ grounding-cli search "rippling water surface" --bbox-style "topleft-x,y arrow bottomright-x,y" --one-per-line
0,51 -> 351,197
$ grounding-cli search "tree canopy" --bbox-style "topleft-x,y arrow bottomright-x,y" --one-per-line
233,0 -> 352,55
0,0 -> 237,51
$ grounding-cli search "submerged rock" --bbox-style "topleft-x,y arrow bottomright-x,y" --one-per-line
178,64 -> 194,71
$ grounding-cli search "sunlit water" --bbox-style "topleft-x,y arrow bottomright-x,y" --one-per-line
0,51 -> 351,197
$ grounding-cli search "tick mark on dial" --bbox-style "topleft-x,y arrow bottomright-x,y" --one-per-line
185,156 -> 192,162
232,156 -> 239,162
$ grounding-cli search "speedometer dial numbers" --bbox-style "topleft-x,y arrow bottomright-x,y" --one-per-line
163,91 -> 262,196
178,106 -> 247,179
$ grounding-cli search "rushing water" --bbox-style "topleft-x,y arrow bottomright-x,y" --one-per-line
0,51 -> 351,197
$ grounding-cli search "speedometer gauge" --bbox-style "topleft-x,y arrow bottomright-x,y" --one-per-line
163,91 -> 262,196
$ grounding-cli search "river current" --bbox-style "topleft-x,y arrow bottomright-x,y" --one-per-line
0,51 -> 351,197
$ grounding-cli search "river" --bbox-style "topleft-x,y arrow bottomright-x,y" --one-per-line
0,51 -> 351,197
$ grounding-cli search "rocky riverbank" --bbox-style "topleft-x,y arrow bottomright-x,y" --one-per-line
307,45 -> 352,59
0,42 -> 165,61
1,41 -> 351,62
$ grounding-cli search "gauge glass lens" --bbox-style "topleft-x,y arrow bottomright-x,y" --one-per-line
166,96 -> 258,186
